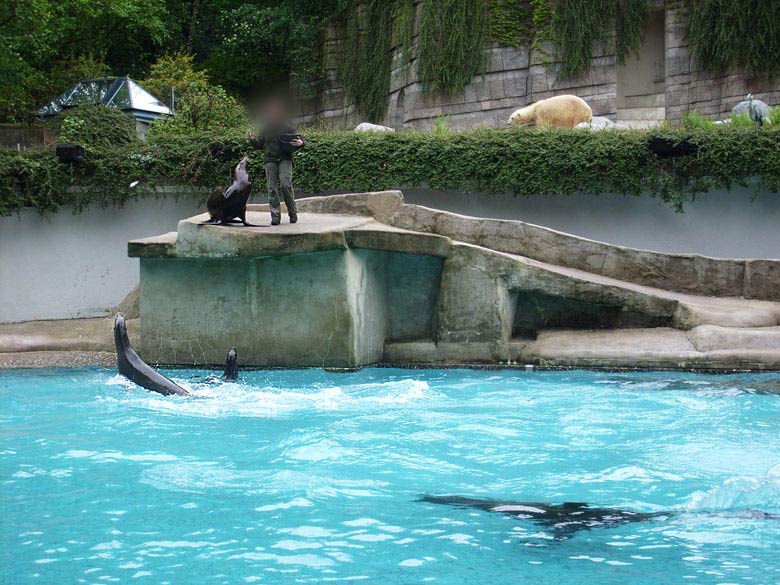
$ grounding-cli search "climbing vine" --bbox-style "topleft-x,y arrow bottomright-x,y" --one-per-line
336,1 -> 394,122
418,0 -> 489,93
488,0 -> 534,47
392,0 -> 415,69
553,0 -> 649,78
687,0 -> 780,78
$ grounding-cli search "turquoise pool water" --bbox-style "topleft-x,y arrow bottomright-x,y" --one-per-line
2,368 -> 780,584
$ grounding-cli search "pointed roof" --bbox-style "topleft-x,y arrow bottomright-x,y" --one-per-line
38,77 -> 171,122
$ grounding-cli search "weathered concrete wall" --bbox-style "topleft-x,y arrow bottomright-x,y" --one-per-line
401,187 -> 780,260
387,203 -> 772,300
386,253 -> 443,342
0,197 -> 201,324
129,193 -> 780,370
664,6 -> 780,124
296,4 -> 779,130
140,251 -> 374,367
347,249 -> 388,365
2,186 -> 778,324
138,248 -> 429,367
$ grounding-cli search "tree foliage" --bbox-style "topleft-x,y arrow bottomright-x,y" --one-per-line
142,53 -> 210,107
0,0 -> 168,121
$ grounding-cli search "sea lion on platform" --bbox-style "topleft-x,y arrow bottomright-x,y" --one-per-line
202,157 -> 265,227
113,313 -> 190,396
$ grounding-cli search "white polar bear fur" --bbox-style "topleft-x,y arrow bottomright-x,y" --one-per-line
509,95 -> 592,129
355,122 -> 395,132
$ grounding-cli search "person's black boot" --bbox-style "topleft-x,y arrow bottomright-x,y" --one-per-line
289,214 -> 298,224
271,214 -> 281,226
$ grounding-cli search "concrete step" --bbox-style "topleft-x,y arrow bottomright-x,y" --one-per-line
687,325 -> 780,352
0,317 -> 138,353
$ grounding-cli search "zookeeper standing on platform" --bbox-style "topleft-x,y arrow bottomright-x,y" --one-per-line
247,99 -> 305,225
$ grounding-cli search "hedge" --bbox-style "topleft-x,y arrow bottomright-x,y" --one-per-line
1,126 -> 779,217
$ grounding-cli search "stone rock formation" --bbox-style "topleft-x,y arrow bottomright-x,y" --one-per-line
128,191 -> 780,371
575,116 -> 629,131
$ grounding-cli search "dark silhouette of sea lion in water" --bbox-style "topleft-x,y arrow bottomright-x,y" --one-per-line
114,313 -> 190,396
420,495 -> 780,540
222,348 -> 238,381
202,157 -> 266,227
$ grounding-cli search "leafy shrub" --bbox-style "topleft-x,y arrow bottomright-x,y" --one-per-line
293,126 -> 780,211
54,105 -> 137,152
431,116 -> 452,136
730,112 -> 760,128
770,107 -> 780,126
2,125 -> 779,217
681,111 -> 716,130
146,85 -> 248,142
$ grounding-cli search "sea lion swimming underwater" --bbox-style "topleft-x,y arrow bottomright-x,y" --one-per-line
419,495 -> 780,540
202,157 -> 266,227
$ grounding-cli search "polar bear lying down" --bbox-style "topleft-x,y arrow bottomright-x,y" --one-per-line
509,95 -> 592,129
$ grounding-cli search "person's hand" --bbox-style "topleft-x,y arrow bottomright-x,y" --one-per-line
291,138 -> 303,147
246,129 -> 255,140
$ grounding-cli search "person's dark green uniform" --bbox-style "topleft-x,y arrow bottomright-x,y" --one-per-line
250,124 -> 304,225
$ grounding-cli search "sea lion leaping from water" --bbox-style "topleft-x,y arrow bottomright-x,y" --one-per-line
113,313 -> 190,396
202,157 -> 266,227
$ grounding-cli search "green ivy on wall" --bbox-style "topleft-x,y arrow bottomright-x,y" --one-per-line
392,0 -> 416,69
687,0 -> 780,78
418,0 -> 489,93
336,1 -> 394,122
553,0 -> 649,77
488,0 -> 534,47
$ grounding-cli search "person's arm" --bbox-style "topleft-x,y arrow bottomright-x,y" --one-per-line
289,125 -> 304,149
246,128 -> 265,149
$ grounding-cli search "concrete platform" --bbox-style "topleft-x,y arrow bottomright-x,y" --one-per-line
117,191 -> 780,370
4,191 -> 776,371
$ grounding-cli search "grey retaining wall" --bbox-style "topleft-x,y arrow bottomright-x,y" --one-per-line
1,187 -> 777,323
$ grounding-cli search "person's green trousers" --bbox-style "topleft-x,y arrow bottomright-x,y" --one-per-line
264,159 -> 297,224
